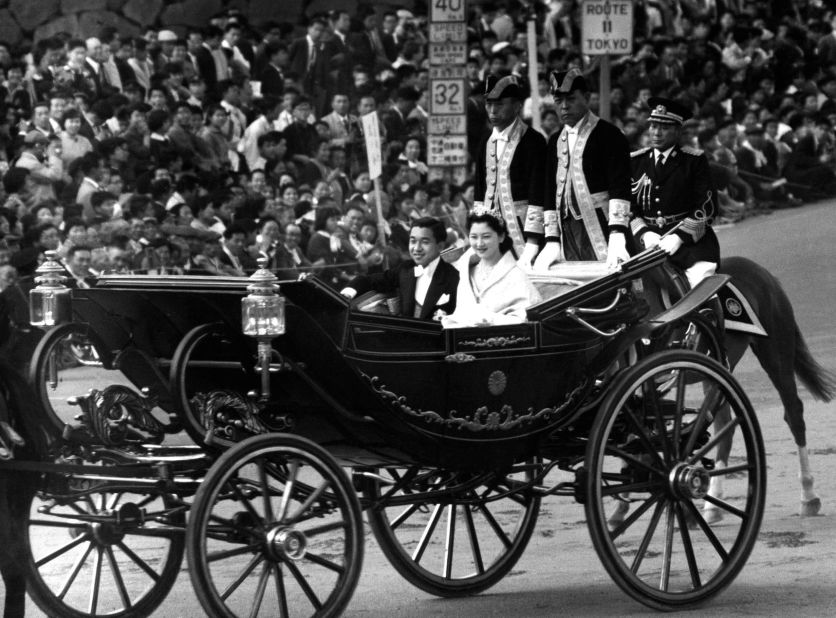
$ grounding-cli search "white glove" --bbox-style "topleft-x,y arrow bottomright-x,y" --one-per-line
340,287 -> 357,299
533,241 -> 561,272
642,231 -> 661,249
658,234 -> 684,255
605,233 -> 629,271
517,242 -> 540,269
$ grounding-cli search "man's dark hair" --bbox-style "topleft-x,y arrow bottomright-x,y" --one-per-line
411,216 -> 446,244
314,205 -> 341,231
90,191 -> 117,209
257,130 -> 283,148
147,109 -> 170,133
223,222 -> 247,239
79,152 -> 101,175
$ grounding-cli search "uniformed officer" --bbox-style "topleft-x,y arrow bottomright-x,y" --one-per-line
630,97 -> 720,288
535,69 -> 632,270
472,74 -> 547,261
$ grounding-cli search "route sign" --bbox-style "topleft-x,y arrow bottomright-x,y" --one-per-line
430,79 -> 466,115
430,0 -> 466,22
428,42 -> 467,65
429,22 -> 468,43
429,66 -> 466,79
428,115 -> 467,136
581,0 -> 633,55
428,135 -> 468,166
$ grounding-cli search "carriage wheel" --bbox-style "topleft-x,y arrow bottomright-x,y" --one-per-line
29,323 -> 111,438
25,482 -> 184,618
186,433 -> 363,617
585,350 -> 765,610
169,323 -> 252,447
362,462 -> 540,597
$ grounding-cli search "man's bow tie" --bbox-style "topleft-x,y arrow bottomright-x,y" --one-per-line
414,265 -> 425,277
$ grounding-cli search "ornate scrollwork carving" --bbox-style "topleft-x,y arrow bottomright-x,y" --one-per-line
364,374 -> 589,433
192,390 -> 294,442
457,335 -> 532,349
76,385 -> 166,446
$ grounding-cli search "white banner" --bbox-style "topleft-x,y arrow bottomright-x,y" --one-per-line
361,112 -> 383,179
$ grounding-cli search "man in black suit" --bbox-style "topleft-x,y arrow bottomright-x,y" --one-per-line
629,97 -> 720,288
341,217 -> 458,320
536,69 -> 632,269
381,86 -> 420,147
351,8 -> 393,72
287,17 -> 327,100
258,43 -> 287,99
473,74 -> 547,265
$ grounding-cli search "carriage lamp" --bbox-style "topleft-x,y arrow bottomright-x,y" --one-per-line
242,258 -> 285,400
30,250 -> 72,327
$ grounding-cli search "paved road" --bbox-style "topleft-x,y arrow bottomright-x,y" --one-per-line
13,201 -> 836,617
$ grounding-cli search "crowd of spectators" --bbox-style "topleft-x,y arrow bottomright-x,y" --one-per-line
2,0 -> 836,349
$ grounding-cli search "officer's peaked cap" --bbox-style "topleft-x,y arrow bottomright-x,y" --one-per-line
648,97 -> 692,125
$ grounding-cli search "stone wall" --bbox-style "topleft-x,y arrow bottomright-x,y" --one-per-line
0,0 -> 419,48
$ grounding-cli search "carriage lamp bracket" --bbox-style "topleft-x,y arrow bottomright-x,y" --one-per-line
565,288 -> 627,338
242,257 -> 286,402
30,250 -> 72,328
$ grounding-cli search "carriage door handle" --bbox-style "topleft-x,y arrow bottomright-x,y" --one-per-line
565,288 -> 626,338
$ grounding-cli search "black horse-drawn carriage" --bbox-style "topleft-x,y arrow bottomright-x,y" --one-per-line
6,248 -> 765,617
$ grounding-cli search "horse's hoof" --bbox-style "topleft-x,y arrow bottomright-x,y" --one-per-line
800,498 -> 821,517
703,507 -> 723,524
608,503 -> 630,529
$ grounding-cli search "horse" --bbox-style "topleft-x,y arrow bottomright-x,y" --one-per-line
0,359 -> 48,618
608,254 -> 835,527
702,256 -> 835,521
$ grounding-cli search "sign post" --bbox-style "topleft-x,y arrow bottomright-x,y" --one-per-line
428,0 -> 468,185
581,0 -> 633,122
362,112 -> 387,249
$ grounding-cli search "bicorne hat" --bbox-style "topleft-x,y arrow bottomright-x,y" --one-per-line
549,68 -> 588,95
483,74 -> 525,101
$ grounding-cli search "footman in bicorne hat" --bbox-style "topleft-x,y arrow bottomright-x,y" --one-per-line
473,74 -> 547,261
630,96 -> 720,288
538,68 -> 632,269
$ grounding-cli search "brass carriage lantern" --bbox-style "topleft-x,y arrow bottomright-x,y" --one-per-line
242,258 -> 285,400
29,250 -> 72,328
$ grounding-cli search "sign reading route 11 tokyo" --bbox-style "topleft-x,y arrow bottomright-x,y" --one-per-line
581,0 -> 633,55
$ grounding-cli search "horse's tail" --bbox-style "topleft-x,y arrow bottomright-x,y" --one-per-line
793,323 -> 836,402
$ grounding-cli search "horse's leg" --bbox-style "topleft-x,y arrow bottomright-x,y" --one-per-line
749,334 -> 821,516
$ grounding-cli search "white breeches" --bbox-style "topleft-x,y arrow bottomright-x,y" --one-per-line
685,261 -> 718,289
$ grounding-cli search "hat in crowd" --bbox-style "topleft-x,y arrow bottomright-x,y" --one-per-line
549,69 -> 588,96
23,130 -> 49,145
491,41 -> 510,54
647,96 -> 692,125
396,9 -> 414,20
483,74 -> 525,101
396,85 -> 421,102
158,30 -> 177,43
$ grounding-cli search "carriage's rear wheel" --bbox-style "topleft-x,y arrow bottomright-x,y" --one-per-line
362,462 -> 540,597
585,350 -> 765,610
29,323 -> 111,438
25,481 -> 184,618
169,322 -> 253,448
186,433 -> 363,617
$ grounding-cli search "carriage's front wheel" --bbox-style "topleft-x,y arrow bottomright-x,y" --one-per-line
25,481 -> 185,618
186,433 -> 363,617
585,350 -> 765,610
362,461 -> 540,597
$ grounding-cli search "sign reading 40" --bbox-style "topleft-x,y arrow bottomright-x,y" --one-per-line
431,0 -> 466,22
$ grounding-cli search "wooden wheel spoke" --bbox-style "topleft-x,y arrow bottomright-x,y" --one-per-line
689,417 -> 740,464
304,551 -> 345,573
35,531 -> 91,567
116,541 -> 161,581
248,562 -> 271,618
604,446 -> 666,479
275,564 -> 289,618
220,553 -> 263,601
88,546 -> 103,615
57,540 -> 94,599
443,504 -> 456,579
285,559 -> 323,610
673,370 -> 687,460
389,503 -> 421,531
674,502 -> 702,590
208,542 -> 261,563
600,480 -> 659,497
682,500 -> 729,560
477,503 -> 512,549
230,477 -> 265,527
629,498 -> 665,573
644,379 -> 674,464
286,478 -> 332,526
702,494 -> 747,520
621,407 -> 666,469
105,545 -> 132,610
683,386 -> 724,455
257,458 -> 274,522
463,503 -> 485,574
412,503 -> 444,563
659,504 -> 676,592
300,520 -> 345,538
277,459 -> 299,523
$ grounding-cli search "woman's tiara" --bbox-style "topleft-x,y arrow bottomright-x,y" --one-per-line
469,204 -> 507,227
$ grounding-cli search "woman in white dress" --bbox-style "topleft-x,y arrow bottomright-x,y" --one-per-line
442,210 -> 541,328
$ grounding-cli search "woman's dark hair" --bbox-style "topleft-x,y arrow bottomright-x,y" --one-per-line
2,167 -> 29,194
466,212 -> 512,254
314,206 -> 341,231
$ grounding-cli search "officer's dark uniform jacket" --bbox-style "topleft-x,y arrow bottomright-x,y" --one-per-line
629,145 -> 720,269
543,112 -> 632,260
473,116 -> 547,256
